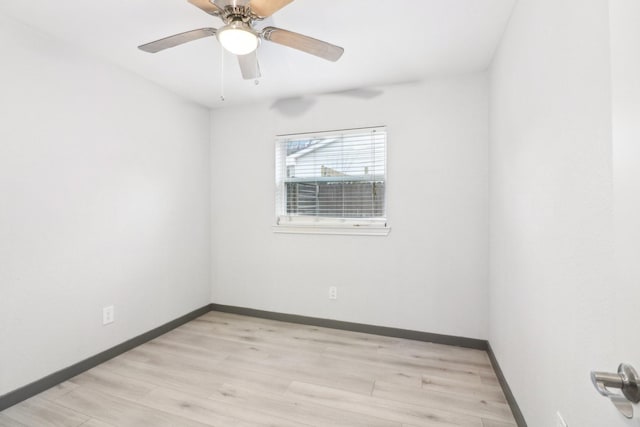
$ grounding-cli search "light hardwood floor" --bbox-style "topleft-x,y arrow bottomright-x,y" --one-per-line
0,312 -> 517,426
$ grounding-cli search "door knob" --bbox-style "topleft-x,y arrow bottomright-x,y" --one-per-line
591,363 -> 640,419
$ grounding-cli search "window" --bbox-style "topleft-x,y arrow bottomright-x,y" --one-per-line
274,126 -> 389,235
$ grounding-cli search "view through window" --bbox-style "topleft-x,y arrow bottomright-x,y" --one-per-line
275,126 -> 387,229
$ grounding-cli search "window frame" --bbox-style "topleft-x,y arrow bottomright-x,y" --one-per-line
273,126 -> 390,236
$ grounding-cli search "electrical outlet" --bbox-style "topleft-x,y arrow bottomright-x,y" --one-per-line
328,286 -> 338,300
556,411 -> 568,427
102,305 -> 114,325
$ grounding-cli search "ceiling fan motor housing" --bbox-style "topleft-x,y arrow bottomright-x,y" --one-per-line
218,3 -> 257,24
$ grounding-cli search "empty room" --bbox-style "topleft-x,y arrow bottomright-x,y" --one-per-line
1,0 -> 639,426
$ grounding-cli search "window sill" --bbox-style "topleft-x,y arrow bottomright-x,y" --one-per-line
272,224 -> 391,236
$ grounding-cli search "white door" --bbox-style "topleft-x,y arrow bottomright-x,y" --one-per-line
610,0 -> 640,421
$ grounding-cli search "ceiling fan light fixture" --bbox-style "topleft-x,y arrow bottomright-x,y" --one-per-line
217,21 -> 259,55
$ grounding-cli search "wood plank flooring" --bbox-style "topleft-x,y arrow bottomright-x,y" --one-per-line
0,312 -> 517,426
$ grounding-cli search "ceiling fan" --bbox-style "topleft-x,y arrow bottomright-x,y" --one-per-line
138,0 -> 344,80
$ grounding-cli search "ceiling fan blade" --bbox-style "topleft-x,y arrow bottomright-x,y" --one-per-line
138,28 -> 217,53
238,51 -> 261,80
187,0 -> 223,16
262,27 -> 344,61
250,0 -> 294,17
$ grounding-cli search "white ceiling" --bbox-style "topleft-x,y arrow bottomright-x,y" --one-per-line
0,0 -> 515,109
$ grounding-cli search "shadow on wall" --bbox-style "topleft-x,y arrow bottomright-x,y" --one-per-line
270,96 -> 317,117
269,87 -> 385,117
269,80 -> 427,117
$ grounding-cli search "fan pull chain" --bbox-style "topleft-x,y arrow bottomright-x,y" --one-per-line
254,51 -> 260,85
220,48 -> 225,102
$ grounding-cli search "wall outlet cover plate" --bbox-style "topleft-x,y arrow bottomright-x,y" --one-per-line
102,305 -> 115,325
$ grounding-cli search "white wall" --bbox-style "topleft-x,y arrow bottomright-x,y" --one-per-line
210,75 -> 489,339
489,0 -> 621,425
0,14 -> 211,395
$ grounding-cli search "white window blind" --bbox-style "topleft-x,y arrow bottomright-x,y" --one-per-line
275,126 -> 388,234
